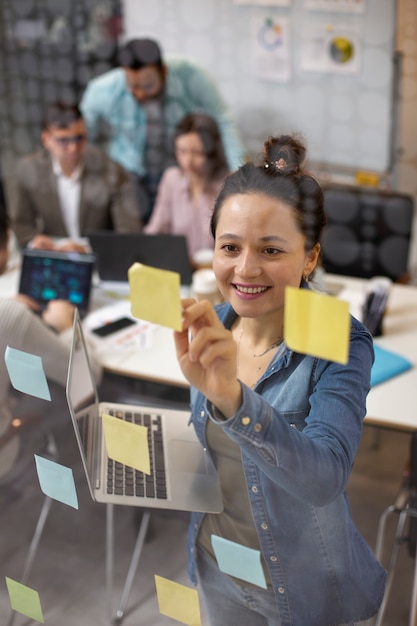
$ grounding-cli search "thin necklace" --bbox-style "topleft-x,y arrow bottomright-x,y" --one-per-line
238,321 -> 283,357
237,321 -> 283,389
252,338 -> 283,358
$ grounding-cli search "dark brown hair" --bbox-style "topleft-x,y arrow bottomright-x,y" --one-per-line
42,101 -> 83,131
119,38 -> 163,70
210,134 -> 326,250
174,113 -> 229,184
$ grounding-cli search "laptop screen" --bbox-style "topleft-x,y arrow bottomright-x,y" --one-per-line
19,249 -> 95,316
87,232 -> 193,285
66,309 -> 99,494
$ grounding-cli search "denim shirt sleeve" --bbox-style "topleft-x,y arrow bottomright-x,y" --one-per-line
205,318 -> 374,507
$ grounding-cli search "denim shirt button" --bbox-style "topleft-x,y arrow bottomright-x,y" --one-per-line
251,485 -> 258,493
261,523 -> 268,530
241,416 -> 251,425
270,555 -> 277,562
200,411 -> 205,417
254,423 -> 262,432
277,586 -> 285,594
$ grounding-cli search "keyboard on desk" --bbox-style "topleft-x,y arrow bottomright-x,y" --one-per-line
105,409 -> 167,500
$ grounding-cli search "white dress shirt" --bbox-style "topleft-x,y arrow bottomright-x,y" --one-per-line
52,157 -> 82,239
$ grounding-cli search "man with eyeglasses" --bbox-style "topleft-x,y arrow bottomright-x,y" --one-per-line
11,101 -> 142,252
80,38 -> 245,224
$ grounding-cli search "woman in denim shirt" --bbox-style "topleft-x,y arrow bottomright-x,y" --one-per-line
175,135 -> 386,626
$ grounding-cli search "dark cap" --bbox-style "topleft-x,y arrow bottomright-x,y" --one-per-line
119,38 -> 163,70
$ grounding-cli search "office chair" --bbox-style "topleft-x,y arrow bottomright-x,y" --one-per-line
374,432 -> 417,625
320,186 -> 414,283
1,414 -> 58,626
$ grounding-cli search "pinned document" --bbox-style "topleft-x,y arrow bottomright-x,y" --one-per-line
284,287 -> 350,364
5,577 -> 44,623
211,535 -> 267,589
34,455 -> 79,509
154,575 -> 201,626
4,346 -> 51,401
102,412 -> 150,475
128,262 -> 182,331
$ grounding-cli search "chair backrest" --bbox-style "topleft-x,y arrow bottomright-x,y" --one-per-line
320,186 -> 414,283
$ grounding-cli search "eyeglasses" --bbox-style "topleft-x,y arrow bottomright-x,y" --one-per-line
49,134 -> 87,148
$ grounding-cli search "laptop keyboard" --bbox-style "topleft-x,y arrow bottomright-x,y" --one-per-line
105,409 -> 167,500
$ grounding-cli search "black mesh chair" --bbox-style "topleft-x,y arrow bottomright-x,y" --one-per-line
321,186 -> 414,283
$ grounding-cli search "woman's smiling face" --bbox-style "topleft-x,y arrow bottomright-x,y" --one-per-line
212,192 -> 320,320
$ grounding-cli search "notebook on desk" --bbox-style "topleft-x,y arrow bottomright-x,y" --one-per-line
370,344 -> 413,387
87,231 -> 193,286
18,248 -> 95,318
66,309 -> 223,513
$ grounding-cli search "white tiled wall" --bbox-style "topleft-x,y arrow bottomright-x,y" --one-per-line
397,0 -> 417,281
123,0 -> 417,281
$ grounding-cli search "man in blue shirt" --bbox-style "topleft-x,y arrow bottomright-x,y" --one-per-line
80,38 -> 245,223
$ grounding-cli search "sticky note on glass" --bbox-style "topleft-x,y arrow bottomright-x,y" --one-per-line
284,287 -> 350,365
34,455 -> 79,509
5,346 -> 51,401
128,262 -> 182,331
154,575 -> 201,626
211,535 -> 267,589
102,412 -> 150,475
5,577 -> 44,623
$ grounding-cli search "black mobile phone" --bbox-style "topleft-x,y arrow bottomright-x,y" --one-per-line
91,317 -> 137,337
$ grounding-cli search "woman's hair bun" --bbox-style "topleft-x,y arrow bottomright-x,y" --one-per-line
262,135 -> 306,176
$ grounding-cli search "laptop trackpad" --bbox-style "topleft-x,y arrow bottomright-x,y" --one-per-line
170,440 -> 215,475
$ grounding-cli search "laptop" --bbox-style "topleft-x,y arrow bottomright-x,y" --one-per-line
87,231 -> 193,286
66,309 -> 223,513
18,248 -> 95,318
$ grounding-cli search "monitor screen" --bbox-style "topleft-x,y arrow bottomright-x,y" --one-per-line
19,249 -> 95,316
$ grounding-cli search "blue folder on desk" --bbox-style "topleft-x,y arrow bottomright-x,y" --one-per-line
370,345 -> 413,387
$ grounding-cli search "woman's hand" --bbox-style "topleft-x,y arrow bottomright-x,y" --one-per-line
42,300 -> 76,332
174,299 -> 242,418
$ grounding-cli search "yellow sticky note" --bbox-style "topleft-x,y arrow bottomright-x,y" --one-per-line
5,577 -> 44,623
128,263 -> 182,331
102,413 -> 150,475
154,575 -> 201,626
284,287 -> 350,365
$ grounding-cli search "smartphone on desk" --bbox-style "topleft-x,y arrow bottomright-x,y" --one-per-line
91,317 -> 137,337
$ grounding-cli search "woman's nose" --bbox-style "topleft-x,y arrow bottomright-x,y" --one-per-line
235,250 -> 261,277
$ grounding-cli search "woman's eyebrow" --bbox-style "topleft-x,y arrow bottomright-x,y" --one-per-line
217,233 -> 288,243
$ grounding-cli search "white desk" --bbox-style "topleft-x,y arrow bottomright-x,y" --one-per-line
1,261 -> 416,421
88,275 -> 417,430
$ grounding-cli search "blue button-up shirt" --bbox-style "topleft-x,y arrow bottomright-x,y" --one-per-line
80,58 -> 245,176
187,302 -> 386,626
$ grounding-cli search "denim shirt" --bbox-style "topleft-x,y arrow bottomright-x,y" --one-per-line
187,302 -> 386,626
80,58 -> 245,176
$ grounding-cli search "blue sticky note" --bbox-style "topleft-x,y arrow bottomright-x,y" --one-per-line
211,535 -> 267,589
34,455 -> 79,509
5,346 -> 51,401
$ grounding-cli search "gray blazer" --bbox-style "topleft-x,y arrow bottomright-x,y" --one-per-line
11,144 -> 142,246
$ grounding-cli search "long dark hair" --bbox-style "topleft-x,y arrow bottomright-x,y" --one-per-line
210,134 -> 326,250
174,113 -> 229,185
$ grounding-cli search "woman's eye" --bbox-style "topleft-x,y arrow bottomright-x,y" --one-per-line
264,247 -> 281,255
221,244 -> 238,252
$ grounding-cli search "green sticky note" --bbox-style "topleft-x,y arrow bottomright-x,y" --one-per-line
5,577 -> 45,623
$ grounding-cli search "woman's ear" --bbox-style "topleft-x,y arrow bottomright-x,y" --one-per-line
304,243 -> 321,277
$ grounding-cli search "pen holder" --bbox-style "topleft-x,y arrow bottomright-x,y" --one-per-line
362,276 -> 392,337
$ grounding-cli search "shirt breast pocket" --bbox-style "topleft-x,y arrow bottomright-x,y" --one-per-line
280,410 -> 309,432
